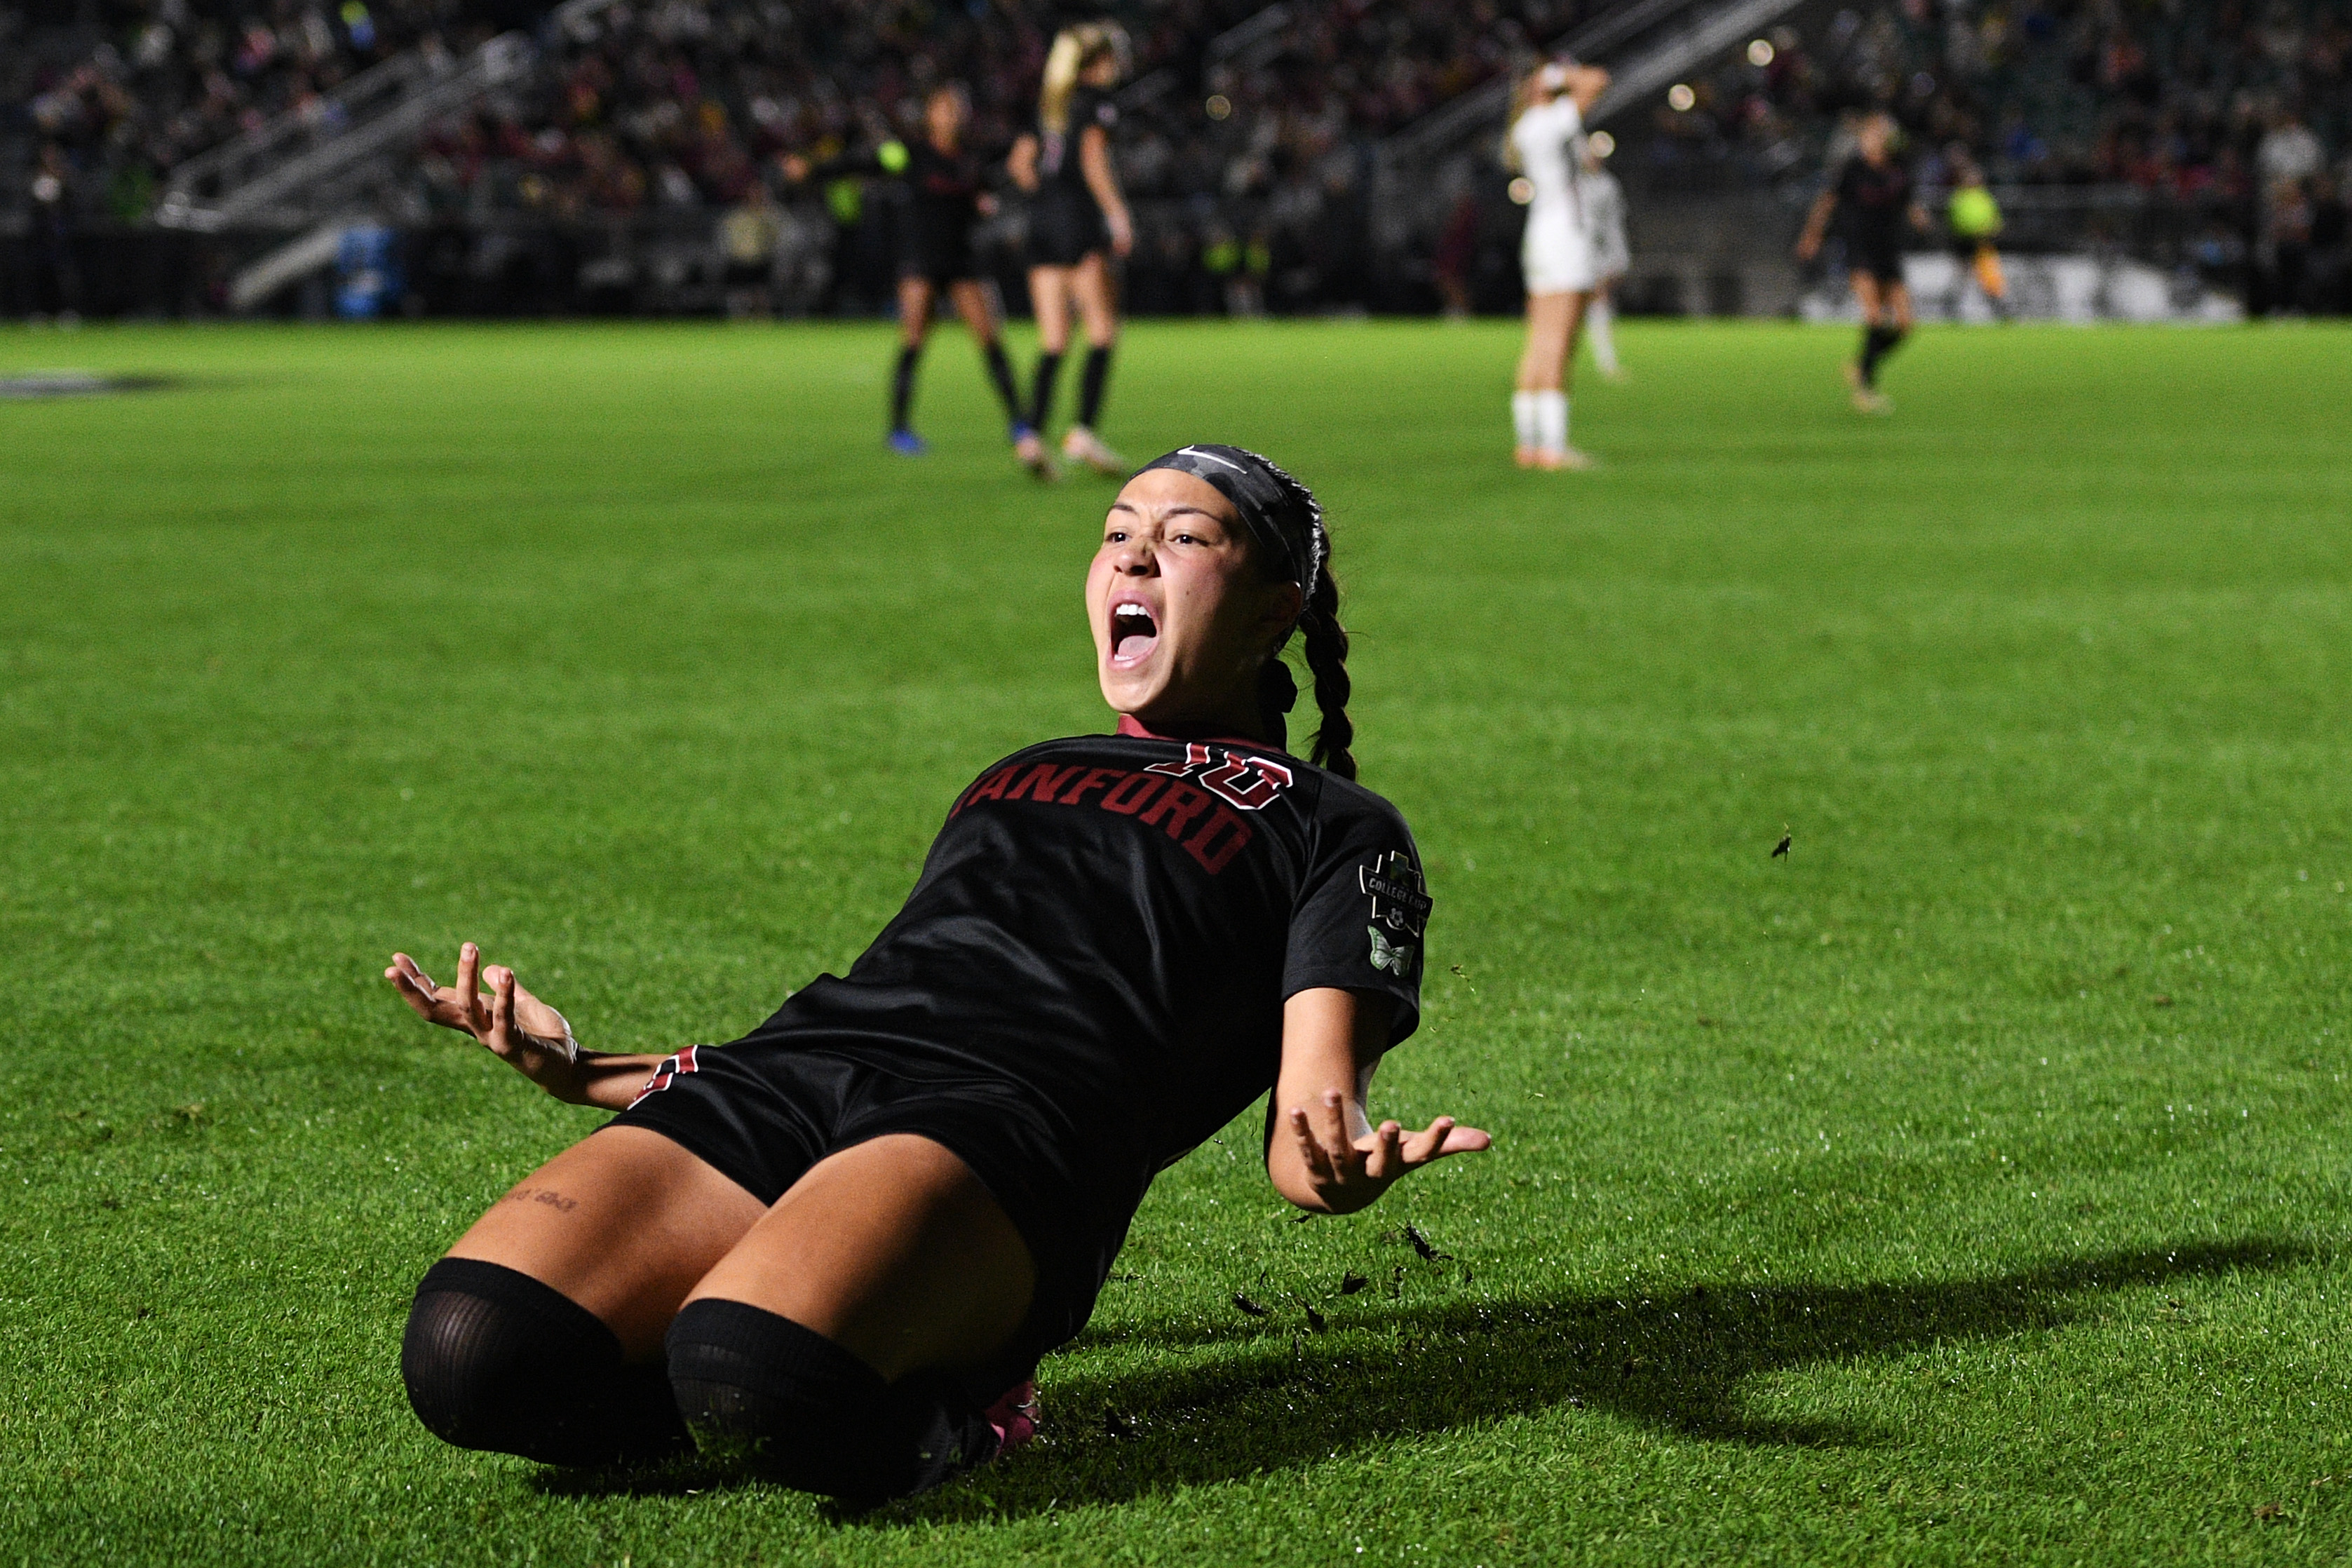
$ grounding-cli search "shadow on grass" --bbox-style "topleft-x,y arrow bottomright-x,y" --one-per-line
532,1238 -> 2301,1518
868,1236 -> 2300,1523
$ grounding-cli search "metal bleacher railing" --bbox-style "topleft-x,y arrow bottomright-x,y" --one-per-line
155,0 -> 616,233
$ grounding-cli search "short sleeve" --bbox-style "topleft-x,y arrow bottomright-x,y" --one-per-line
1280,791 -> 1431,1046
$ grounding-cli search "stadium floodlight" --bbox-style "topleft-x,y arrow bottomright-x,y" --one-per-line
1508,176 -> 1536,205
1666,82 -> 1697,111
1588,130 -> 1616,157
1748,37 -> 1776,66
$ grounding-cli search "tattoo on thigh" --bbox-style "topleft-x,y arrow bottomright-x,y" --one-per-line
501,1186 -> 580,1213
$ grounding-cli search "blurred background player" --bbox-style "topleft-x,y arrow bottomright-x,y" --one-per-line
1944,147 -> 2009,320
1009,23 -> 1134,478
1580,137 -> 1630,381
787,85 -> 1029,463
1506,55 -> 1610,471
1796,111 -> 1930,414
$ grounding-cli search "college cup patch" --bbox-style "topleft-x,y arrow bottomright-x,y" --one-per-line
1360,851 -> 1431,977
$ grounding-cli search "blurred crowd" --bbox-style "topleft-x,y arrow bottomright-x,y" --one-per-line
390,0 -> 1604,312
4,0 -> 495,222
5,0 -> 2346,314
1640,0 -> 2348,310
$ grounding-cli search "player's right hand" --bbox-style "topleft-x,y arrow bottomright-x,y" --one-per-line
387,942 -> 590,1103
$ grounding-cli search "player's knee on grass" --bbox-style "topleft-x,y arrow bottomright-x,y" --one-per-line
401,1257 -> 688,1467
665,1297 -> 999,1501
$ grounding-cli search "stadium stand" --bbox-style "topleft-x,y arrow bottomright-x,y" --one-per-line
4,0 -> 2345,317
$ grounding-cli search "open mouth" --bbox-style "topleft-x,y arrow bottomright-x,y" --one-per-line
1109,601 -> 1159,668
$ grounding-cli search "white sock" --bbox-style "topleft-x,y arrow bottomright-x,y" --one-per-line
1536,390 -> 1568,454
1586,297 -> 1618,374
1511,391 -> 1539,450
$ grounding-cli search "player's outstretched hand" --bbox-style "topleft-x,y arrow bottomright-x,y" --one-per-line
1286,1088 -> 1490,1215
386,942 -> 590,1103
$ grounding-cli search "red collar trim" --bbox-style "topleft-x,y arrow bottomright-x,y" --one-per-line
1115,713 -> 1282,751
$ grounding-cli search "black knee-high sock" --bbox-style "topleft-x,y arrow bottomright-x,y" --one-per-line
666,1297 -> 1000,1502
980,341 -> 1022,424
1027,351 -> 1062,432
1076,344 -> 1114,429
1858,324 -> 1907,387
890,344 -> 922,433
402,1257 -> 689,1467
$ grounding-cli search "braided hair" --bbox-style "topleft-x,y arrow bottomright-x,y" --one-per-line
1243,462 -> 1353,781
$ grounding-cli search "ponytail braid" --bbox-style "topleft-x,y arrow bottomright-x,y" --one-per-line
1299,569 -> 1355,780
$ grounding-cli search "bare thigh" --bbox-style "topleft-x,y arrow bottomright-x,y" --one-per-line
1072,254 -> 1118,348
1851,271 -> 1885,326
947,278 -> 999,346
1883,281 -> 1915,330
1516,290 -> 1579,391
445,1124 -> 766,1359
687,1133 -> 1036,1382
897,276 -> 935,346
1029,266 -> 1072,353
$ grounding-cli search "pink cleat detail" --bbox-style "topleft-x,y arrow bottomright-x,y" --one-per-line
984,1378 -> 1038,1457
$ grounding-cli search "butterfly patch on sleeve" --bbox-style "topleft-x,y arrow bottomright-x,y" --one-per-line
1367,924 -> 1418,976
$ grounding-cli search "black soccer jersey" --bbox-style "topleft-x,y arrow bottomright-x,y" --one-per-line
1835,154 -> 1914,249
1037,88 -> 1117,198
726,719 -> 1428,1251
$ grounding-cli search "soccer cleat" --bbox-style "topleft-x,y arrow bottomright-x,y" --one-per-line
1843,362 -> 1891,414
1534,447 -> 1597,471
1012,423 -> 1060,481
982,1378 -> 1039,1458
888,428 -> 930,457
1514,445 -> 1541,469
1060,425 -> 1125,475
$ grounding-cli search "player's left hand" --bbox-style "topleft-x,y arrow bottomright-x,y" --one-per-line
1108,209 -> 1135,257
1286,1088 -> 1489,1215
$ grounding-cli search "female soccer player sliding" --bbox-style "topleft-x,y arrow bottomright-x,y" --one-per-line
1506,56 -> 1611,470
1795,111 -> 1931,413
384,444 -> 1488,1503
1009,22 -> 1134,477
783,83 -> 1030,466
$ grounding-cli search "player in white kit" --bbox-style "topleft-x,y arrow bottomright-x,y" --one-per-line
1506,57 -> 1609,470
1579,139 -> 1630,380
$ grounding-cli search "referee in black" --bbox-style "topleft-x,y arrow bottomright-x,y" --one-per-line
787,84 -> 1032,464
1797,111 -> 1931,412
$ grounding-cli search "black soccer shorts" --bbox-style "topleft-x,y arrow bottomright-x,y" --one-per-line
1851,237 -> 1908,286
1025,191 -> 1109,269
609,1040 -> 1102,1367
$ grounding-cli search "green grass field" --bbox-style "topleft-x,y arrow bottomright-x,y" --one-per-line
4,317 -> 2351,1565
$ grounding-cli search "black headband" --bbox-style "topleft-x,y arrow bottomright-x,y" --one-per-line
1136,444 -> 1325,604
